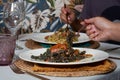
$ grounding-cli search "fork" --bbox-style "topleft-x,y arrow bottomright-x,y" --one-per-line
9,63 -> 50,80
64,2 -> 70,31
103,47 -> 120,59
104,47 -> 120,52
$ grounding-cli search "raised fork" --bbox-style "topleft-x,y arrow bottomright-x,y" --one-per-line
9,63 -> 50,80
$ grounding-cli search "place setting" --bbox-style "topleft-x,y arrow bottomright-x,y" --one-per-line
14,43 -> 116,77
13,27 -> 117,77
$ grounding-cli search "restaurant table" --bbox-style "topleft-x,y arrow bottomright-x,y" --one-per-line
0,42 -> 120,80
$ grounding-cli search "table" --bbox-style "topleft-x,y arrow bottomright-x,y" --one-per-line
0,42 -> 120,80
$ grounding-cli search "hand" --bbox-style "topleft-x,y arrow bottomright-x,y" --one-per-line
60,6 -> 76,24
81,17 -> 114,41
74,4 -> 84,12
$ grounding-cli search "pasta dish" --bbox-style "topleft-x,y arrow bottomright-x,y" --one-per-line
45,28 -> 80,44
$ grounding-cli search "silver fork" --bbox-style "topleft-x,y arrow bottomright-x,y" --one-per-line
9,63 -> 50,80
104,47 -> 120,52
103,47 -> 120,59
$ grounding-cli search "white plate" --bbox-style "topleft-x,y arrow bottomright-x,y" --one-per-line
19,48 -> 109,65
31,32 -> 90,44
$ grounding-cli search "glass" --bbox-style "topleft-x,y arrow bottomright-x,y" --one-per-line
3,0 -> 25,36
0,34 -> 16,66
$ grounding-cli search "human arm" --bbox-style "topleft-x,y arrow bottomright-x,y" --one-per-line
82,17 -> 120,42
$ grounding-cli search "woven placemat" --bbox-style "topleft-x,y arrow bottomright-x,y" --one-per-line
25,39 -> 100,49
14,59 -> 116,77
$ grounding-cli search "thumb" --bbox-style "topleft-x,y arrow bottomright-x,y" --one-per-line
84,18 -> 96,24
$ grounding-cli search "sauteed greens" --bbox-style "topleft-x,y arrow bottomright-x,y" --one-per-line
31,44 -> 92,63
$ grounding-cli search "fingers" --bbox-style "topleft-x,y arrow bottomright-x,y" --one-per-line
86,25 -> 96,35
86,24 -> 109,42
74,4 -> 84,12
86,27 -> 105,42
60,6 -> 76,24
60,12 -> 67,23
89,32 -> 99,40
84,17 -> 100,24
82,17 -> 111,42
61,7 -> 67,14
60,13 -> 71,23
80,21 -> 86,26
92,34 -> 107,41
86,24 -> 100,41
60,7 -> 69,23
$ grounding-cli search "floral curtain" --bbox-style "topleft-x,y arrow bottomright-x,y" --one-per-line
0,0 -> 83,34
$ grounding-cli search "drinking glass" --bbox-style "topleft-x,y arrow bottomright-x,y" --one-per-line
3,0 -> 25,36
0,34 -> 16,66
